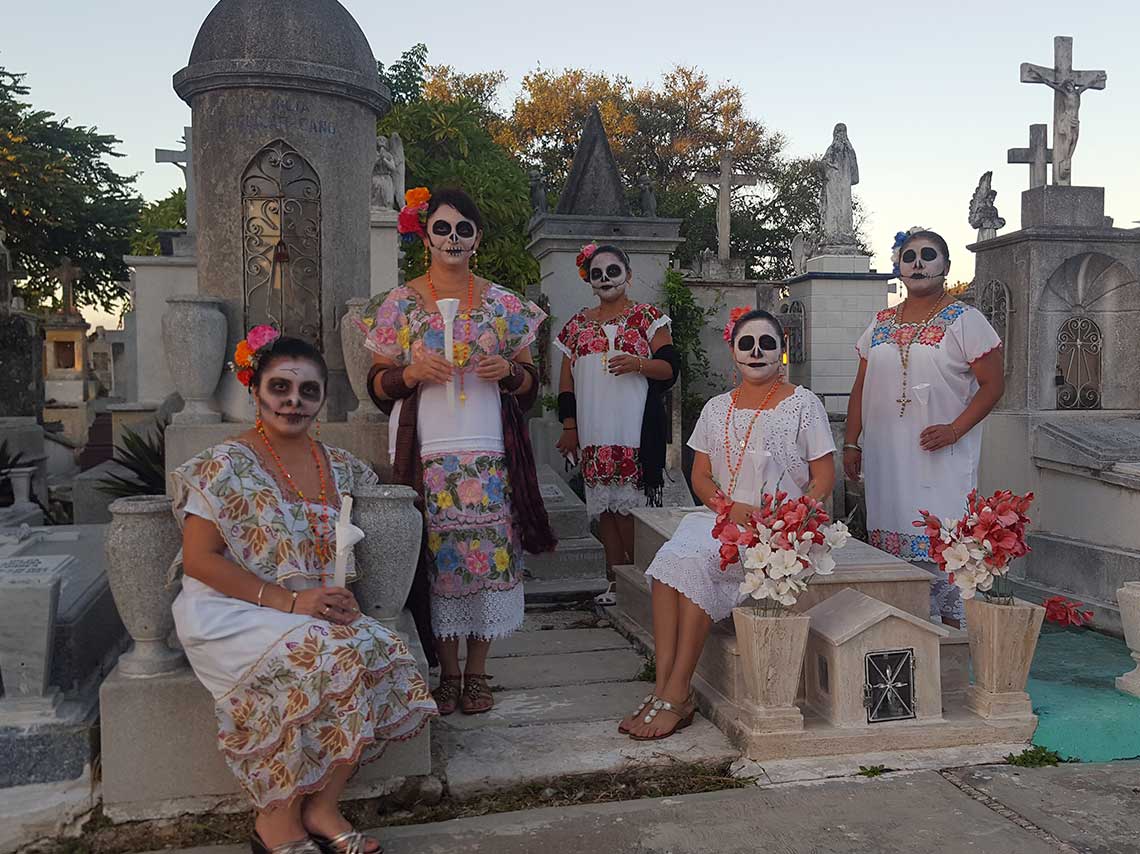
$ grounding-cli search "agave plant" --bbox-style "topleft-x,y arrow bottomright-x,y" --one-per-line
96,424 -> 167,498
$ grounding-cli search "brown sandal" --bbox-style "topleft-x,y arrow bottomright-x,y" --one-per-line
618,694 -> 657,734
628,697 -> 695,741
433,675 -> 462,716
461,673 -> 494,715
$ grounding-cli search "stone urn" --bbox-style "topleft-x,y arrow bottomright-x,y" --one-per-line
340,297 -> 380,422
162,295 -> 227,424
6,466 -> 36,506
963,596 -> 1044,719
105,495 -> 185,676
1116,582 -> 1140,698
352,484 -> 422,627
731,606 -> 810,733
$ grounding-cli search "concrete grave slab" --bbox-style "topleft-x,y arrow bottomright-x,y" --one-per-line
488,649 -> 644,691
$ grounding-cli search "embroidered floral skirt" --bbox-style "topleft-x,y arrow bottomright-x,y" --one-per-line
581,444 -> 644,519
422,450 -> 525,641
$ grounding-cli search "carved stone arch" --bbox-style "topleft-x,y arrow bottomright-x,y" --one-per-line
1056,315 -> 1102,410
241,139 -> 322,345
976,279 -> 1011,375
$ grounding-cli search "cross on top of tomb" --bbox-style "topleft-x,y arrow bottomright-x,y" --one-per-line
49,257 -> 83,316
1019,36 -> 1106,186
695,150 -> 760,262
155,126 -> 196,234
0,229 -> 26,313
1007,124 -> 1053,190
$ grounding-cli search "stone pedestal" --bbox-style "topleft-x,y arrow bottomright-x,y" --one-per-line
1021,185 -> 1107,229
1116,582 -> 1140,698
963,597 -> 1044,719
783,258 -> 893,414
730,608 -> 808,733
370,208 -> 400,297
0,556 -> 69,721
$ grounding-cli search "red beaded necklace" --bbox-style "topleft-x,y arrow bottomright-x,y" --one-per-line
722,379 -> 781,498
256,422 -> 333,581
426,270 -> 478,404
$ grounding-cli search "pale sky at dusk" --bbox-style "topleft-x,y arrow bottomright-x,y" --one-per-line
7,0 -> 1140,328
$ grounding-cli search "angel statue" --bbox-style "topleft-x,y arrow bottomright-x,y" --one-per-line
968,171 -> 1006,243
370,136 -> 396,211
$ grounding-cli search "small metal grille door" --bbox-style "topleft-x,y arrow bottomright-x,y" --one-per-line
864,649 -> 916,723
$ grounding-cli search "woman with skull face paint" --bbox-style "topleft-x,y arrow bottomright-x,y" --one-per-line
171,332 -> 437,854
624,309 -> 836,740
846,228 -> 1004,627
554,243 -> 679,574
362,187 -> 555,719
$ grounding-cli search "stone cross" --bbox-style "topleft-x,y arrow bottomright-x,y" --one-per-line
49,257 -> 83,315
1019,36 -> 1107,186
1007,124 -> 1053,189
0,229 -> 26,313
155,126 -> 197,234
695,150 -> 759,262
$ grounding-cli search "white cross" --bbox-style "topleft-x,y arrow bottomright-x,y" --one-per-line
695,150 -> 760,262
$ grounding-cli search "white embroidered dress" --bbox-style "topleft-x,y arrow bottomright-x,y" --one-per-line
645,387 -> 836,622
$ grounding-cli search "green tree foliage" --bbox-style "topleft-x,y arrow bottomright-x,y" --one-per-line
0,66 -> 140,313
377,48 -> 538,292
129,188 -> 186,256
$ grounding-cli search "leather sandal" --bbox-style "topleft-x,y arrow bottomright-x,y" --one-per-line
309,829 -> 382,854
432,675 -> 462,716
628,696 -> 695,741
250,832 -> 321,854
461,673 -> 495,714
618,693 -> 657,734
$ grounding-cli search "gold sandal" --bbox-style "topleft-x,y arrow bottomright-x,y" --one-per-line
310,829 -> 381,854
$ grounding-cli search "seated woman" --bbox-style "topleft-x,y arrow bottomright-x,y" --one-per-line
623,309 -> 836,740
171,330 -> 437,854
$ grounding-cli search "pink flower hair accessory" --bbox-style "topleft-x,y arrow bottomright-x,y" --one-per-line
575,242 -> 599,281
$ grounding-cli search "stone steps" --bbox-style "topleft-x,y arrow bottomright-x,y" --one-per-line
527,536 -> 606,580
524,577 -> 610,604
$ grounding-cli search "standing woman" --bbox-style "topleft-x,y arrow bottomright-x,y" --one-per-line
554,243 -> 679,573
362,187 -> 555,717
845,228 -> 1004,626
172,331 -> 437,854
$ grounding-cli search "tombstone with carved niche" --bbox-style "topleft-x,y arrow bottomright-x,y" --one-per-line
172,0 -> 388,425
973,35 -> 1140,634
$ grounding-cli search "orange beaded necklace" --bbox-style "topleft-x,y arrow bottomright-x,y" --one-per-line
426,270 -> 478,404
256,421 -> 333,581
722,379 -> 782,498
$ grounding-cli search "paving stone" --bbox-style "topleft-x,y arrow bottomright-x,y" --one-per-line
524,577 -> 609,603
955,761 -> 1140,854
489,628 -> 631,658
439,682 -> 654,731
519,609 -> 598,632
488,649 -> 645,690
442,717 -> 737,799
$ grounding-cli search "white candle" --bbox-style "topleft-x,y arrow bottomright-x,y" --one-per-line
333,494 -> 365,589
602,324 -> 619,371
437,298 -> 460,407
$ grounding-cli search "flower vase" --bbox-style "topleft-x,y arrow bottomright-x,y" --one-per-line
1116,582 -> 1140,698
341,297 -> 381,422
7,466 -> 37,506
352,484 -> 422,629
963,596 -> 1044,718
731,605 -> 810,733
105,495 -> 185,676
162,295 -> 227,424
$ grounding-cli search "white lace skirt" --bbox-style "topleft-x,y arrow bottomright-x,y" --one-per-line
644,511 -> 743,622
431,584 -> 525,641
585,482 -> 645,519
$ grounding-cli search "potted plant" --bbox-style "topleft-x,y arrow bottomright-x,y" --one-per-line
916,489 -> 1042,718
713,489 -> 850,731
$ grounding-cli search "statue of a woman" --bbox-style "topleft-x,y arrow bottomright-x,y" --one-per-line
820,123 -> 859,242
370,137 -> 396,211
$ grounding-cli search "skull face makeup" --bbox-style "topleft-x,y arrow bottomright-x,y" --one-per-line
255,358 -> 325,438
732,316 -> 784,385
588,251 -> 630,303
898,234 -> 950,297
425,203 -> 480,269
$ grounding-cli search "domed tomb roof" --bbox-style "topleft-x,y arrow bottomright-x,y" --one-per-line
174,0 -> 388,114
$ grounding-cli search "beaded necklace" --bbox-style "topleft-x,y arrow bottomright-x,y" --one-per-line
426,270 -> 477,404
256,423 -> 333,580
890,292 -> 947,417
722,379 -> 781,498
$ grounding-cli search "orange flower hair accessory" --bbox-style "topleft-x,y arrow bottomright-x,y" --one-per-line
723,306 -> 750,342
575,242 -> 599,281
398,187 -> 432,243
230,324 -> 281,388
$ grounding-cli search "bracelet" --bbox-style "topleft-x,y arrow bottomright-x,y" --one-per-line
843,443 -> 862,452
949,424 -> 959,442
256,582 -> 268,608
288,591 -> 298,613
637,358 -> 644,375
499,359 -> 525,393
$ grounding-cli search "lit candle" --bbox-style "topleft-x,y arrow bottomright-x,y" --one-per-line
436,298 -> 460,407
333,494 -> 365,589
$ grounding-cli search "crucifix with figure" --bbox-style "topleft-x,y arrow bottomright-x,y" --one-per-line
1020,36 -> 1106,186
155,126 -> 197,234
695,150 -> 759,262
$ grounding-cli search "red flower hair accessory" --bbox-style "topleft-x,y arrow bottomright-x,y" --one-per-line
230,324 -> 281,388
723,306 -> 750,342
397,187 -> 432,244
575,242 -> 599,281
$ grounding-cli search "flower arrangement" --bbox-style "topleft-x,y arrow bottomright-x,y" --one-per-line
723,306 -> 750,342
230,324 -> 281,388
1043,596 -> 1094,627
890,225 -> 928,275
711,489 -> 851,608
914,488 -> 1034,602
575,242 -> 598,281
397,187 -> 432,244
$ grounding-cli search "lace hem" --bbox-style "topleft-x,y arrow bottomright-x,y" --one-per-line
585,483 -> 645,519
431,584 -> 524,641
